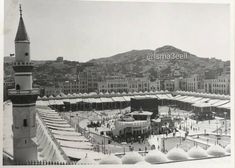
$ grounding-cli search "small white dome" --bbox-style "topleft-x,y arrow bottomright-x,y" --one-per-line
122,152 -> 143,164
49,95 -> 54,98
56,95 -> 61,98
145,150 -> 168,164
76,157 -> 96,165
207,144 -> 226,157
225,144 -> 231,153
99,154 -> 122,164
42,96 -> 47,99
167,147 -> 188,161
188,146 -> 208,159
135,161 -> 151,165
89,92 -> 97,96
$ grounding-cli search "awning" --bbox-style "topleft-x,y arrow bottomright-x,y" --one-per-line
212,100 -> 230,107
156,94 -> 171,100
112,97 -> 126,102
100,97 -> 113,103
192,102 -> 211,108
123,96 -> 132,101
217,102 -> 230,110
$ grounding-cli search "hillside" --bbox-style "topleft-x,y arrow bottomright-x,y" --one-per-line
89,45 -> 226,79
4,45 -> 228,86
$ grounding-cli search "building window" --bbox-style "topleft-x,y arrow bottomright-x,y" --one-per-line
23,119 -> 28,127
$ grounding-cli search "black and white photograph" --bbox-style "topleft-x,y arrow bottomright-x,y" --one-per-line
2,0 -> 234,167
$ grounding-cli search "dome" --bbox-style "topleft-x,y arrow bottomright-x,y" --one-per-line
207,144 -> 226,157
122,152 -> 143,164
225,144 -> 231,153
166,147 -> 188,161
111,91 -> 115,95
188,146 -> 208,159
99,92 -> 104,95
49,95 -> 54,98
76,156 -> 96,165
145,149 -> 168,164
60,93 -> 67,98
89,92 -> 97,96
122,91 -> 127,95
42,96 -> 47,99
99,154 -> 122,164
135,161 -> 151,165
56,95 -> 61,98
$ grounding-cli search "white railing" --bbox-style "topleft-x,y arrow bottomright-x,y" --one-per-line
115,120 -> 150,128
8,89 -> 40,95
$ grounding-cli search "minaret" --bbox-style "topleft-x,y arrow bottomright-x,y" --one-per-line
8,5 -> 38,162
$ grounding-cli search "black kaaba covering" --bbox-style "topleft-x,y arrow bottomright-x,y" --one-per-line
130,97 -> 158,119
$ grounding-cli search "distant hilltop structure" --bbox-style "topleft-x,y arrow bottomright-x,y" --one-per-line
56,56 -> 63,62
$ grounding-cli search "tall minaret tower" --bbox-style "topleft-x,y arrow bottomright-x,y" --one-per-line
8,5 -> 38,162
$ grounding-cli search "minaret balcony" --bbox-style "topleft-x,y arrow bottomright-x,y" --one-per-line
8,88 -> 39,104
13,61 -> 33,66
12,61 -> 34,72
8,88 -> 39,96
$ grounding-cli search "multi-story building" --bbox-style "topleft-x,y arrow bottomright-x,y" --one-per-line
44,85 -> 62,96
98,76 -> 156,93
186,74 -> 204,92
98,76 -> 128,93
58,80 -> 79,94
163,79 -> 175,91
78,66 -> 102,93
128,77 -> 150,92
179,78 -> 187,91
149,79 -> 161,91
204,75 -> 230,95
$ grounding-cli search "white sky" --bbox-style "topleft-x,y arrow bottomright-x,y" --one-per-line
4,0 -> 230,62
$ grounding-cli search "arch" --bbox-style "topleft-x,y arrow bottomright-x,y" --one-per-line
16,84 -> 20,90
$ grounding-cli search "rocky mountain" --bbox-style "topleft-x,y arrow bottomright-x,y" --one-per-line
89,45 -> 227,79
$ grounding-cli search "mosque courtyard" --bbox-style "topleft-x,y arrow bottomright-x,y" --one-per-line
3,99 -> 232,166
62,105 -> 231,155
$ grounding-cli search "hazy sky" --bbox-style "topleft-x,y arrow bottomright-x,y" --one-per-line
4,0 -> 230,62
